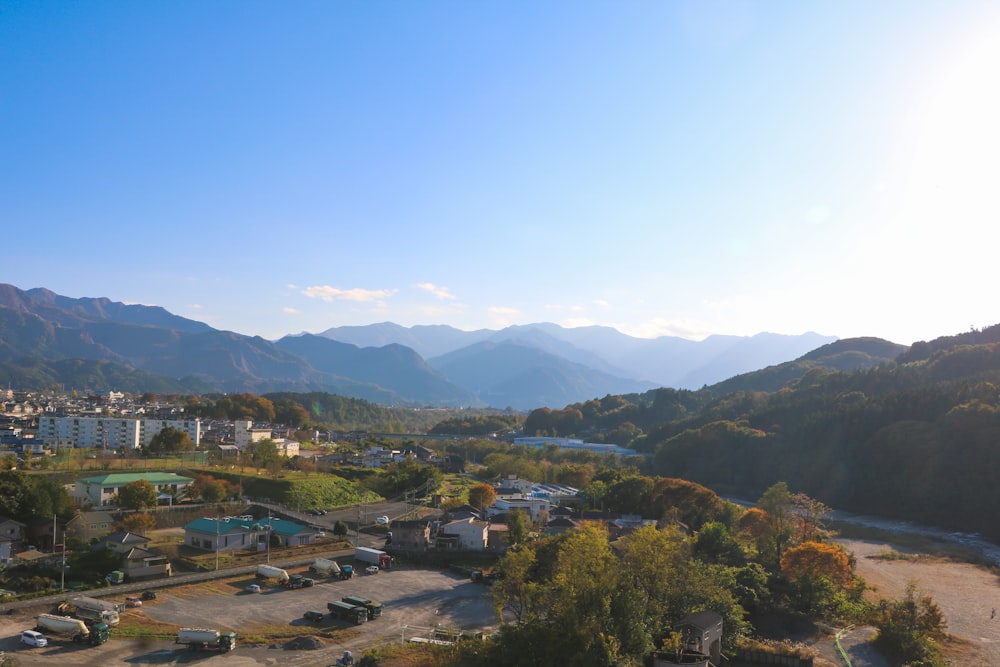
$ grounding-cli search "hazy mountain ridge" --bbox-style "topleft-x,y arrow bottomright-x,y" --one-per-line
320,322 -> 841,388
0,282 -> 855,408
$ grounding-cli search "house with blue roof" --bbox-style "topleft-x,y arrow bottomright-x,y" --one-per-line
182,516 -> 316,553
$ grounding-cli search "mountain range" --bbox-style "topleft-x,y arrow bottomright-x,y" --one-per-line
1,282 -> 873,409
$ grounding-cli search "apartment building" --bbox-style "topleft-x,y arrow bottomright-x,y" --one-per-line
36,416 -> 201,450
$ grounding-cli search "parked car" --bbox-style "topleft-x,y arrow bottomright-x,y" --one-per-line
365,565 -> 380,575
21,630 -> 48,647
246,584 -> 262,593
309,509 -> 325,516
141,590 -> 157,601
375,515 -> 390,525
125,596 -> 143,608
303,610 -> 325,622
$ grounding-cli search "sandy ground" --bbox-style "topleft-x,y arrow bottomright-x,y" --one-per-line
838,537 -> 1000,666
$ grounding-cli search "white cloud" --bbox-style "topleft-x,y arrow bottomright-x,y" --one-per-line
489,305 -> 519,327
301,285 -> 396,303
594,299 -> 610,308
188,303 -> 202,310
416,282 -> 457,300
283,307 -> 298,314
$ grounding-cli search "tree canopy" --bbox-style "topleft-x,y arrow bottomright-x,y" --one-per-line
117,479 -> 158,509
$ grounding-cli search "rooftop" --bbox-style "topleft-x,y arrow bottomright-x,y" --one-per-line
77,472 -> 194,486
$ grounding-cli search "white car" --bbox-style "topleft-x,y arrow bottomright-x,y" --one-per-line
365,565 -> 380,575
375,515 -> 390,525
21,630 -> 48,647
246,584 -> 262,593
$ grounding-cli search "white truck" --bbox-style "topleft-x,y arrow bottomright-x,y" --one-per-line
35,614 -> 110,645
309,557 -> 341,577
354,546 -> 392,568
255,564 -> 289,583
176,627 -> 237,652
59,597 -> 120,626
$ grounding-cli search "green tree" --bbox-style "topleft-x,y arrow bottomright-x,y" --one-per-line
692,521 -> 745,566
117,479 -> 158,509
507,508 -> 529,545
247,438 -> 280,471
605,475 -> 654,515
146,426 -> 194,456
758,481 -> 794,567
872,582 -> 947,666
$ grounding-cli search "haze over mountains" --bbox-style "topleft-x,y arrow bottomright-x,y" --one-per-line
1,282 -> 864,409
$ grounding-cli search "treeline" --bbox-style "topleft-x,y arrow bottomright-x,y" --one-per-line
520,335 -> 1000,540
427,413 -> 523,436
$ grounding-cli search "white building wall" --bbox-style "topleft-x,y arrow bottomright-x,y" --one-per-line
37,417 -> 199,450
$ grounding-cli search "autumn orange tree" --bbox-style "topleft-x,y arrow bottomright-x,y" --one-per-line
780,541 -> 857,615
468,482 -> 497,514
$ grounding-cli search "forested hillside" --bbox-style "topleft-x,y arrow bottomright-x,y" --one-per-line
522,328 -> 1000,540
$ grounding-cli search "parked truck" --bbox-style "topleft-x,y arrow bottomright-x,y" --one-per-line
35,614 -> 110,645
255,564 -> 289,583
354,546 -> 392,568
175,627 -> 237,652
309,557 -> 341,578
327,600 -> 368,625
342,595 -> 383,620
58,597 -> 120,627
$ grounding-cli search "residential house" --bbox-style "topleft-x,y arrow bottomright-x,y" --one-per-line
65,510 -> 116,544
544,516 -> 581,536
0,516 -> 26,549
437,517 -> 489,551
99,531 -> 150,555
120,546 -> 172,580
389,520 -> 432,551
489,497 -> 551,522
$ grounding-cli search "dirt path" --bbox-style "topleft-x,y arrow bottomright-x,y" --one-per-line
838,537 -> 1000,666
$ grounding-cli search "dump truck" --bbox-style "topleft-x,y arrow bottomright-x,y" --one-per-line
354,546 -> 392,568
327,600 -> 368,625
342,595 -> 383,620
255,564 -> 289,583
310,557 -> 341,577
59,597 -> 120,626
340,564 -> 354,579
35,614 -> 110,645
175,627 -> 237,652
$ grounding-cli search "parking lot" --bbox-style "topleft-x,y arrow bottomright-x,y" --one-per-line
0,565 -> 497,666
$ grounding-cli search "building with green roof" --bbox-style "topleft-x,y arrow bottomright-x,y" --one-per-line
183,515 -> 316,553
72,472 -> 195,508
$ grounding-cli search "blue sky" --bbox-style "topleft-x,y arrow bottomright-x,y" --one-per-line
3,1 -> 999,345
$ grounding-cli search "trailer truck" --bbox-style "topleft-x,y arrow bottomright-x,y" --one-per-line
175,627 -> 237,652
255,564 -> 289,583
35,614 -> 110,645
309,557 -> 341,578
58,597 -> 120,626
342,595 -> 383,620
354,546 -> 392,568
327,600 -> 368,625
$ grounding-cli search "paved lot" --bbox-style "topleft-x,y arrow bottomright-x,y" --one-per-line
0,565 -> 496,666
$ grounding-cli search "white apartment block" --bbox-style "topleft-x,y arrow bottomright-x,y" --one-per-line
36,416 -> 201,450
234,420 -> 273,451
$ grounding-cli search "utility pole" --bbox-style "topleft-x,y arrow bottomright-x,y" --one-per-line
266,511 -> 272,564
215,517 -> 220,571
